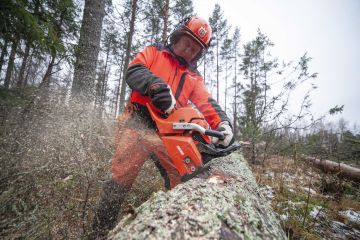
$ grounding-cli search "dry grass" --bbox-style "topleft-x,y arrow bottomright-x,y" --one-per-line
0,89 -> 165,239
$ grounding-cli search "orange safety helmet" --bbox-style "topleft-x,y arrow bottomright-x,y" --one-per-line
170,16 -> 212,50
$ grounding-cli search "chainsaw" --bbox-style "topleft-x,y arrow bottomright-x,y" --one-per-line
146,103 -> 241,182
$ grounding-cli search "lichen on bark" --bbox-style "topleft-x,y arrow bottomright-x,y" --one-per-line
109,152 -> 286,240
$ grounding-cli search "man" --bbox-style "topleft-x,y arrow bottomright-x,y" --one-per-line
92,16 -> 234,237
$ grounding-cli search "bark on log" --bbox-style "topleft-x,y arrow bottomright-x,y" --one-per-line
108,152 -> 286,240
303,156 -> 360,183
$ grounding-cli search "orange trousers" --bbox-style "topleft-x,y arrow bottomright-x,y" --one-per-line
111,117 -> 181,190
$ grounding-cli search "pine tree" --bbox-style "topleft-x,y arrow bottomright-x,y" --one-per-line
142,0 -> 165,45
231,27 -> 241,138
220,37 -> 232,114
118,0 -> 138,111
209,4 -> 229,102
172,0 -> 194,23
239,30 -> 317,163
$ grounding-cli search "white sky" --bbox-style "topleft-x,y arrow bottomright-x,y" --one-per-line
193,0 -> 360,128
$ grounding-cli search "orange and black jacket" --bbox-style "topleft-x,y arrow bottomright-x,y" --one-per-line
125,44 -> 230,130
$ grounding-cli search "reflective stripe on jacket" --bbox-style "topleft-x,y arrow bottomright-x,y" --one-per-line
125,44 -> 230,129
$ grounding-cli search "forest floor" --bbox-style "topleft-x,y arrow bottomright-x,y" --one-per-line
252,155 -> 360,239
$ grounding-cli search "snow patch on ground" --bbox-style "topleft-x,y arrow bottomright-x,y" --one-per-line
330,220 -> 360,239
281,172 -> 296,182
264,171 -> 274,178
259,185 -> 275,200
339,209 -> 360,224
310,206 -> 324,218
280,213 -> 289,221
301,187 -> 317,195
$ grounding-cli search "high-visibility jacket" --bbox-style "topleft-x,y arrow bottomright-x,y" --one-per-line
125,44 -> 230,129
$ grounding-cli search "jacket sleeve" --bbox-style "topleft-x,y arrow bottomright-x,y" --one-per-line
125,46 -> 166,95
189,76 -> 231,129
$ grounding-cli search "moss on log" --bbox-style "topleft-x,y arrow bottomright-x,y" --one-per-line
108,152 -> 286,240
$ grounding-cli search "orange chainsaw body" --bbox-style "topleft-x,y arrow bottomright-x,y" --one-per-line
146,103 -> 211,177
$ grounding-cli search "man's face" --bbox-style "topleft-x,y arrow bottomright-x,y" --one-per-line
173,35 -> 202,63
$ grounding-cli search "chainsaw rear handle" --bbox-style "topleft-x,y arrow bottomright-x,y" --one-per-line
204,129 -> 225,140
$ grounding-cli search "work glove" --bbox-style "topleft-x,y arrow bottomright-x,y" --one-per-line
212,121 -> 234,148
148,83 -> 176,114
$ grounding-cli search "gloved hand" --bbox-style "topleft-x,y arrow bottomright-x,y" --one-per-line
212,121 -> 234,148
148,83 -> 176,114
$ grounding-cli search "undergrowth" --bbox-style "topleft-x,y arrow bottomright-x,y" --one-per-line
252,155 -> 360,239
0,87 -> 164,239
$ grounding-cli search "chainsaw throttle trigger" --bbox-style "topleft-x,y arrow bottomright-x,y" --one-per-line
204,129 -> 225,140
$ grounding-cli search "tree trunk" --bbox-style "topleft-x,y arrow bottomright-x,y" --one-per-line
203,55 -> 206,84
224,57 -> 228,113
303,156 -> 360,183
161,0 -> 170,45
118,0 -> 138,113
24,53 -> 33,86
109,152 -> 286,239
115,57 -> 125,117
4,35 -> 19,89
233,49 -> 237,138
0,38 -> 9,78
216,38 -> 219,102
40,52 -> 56,88
71,0 -> 106,102
99,45 -> 111,116
17,41 -> 31,87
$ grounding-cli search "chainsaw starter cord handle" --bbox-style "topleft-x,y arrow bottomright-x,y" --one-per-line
205,129 -> 225,140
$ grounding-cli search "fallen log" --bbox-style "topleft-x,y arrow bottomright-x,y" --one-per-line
303,156 -> 360,183
108,152 -> 286,240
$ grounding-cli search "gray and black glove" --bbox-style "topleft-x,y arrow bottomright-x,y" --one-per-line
212,121 -> 234,148
148,83 -> 176,114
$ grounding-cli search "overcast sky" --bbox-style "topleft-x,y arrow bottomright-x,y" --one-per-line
193,0 -> 360,129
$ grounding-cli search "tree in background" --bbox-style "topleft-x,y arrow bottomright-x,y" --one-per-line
1,0 -> 37,88
161,0 -> 170,44
230,27 -> 241,138
238,30 -> 317,163
209,3 -> 229,102
95,9 -> 117,117
220,37 -> 232,114
300,118 -> 360,166
142,0 -> 194,45
172,0 -> 194,23
0,0 -> 78,90
118,0 -> 138,112
40,0 -> 78,89
71,0 -> 106,102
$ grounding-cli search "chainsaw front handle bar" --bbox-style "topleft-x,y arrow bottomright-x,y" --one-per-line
204,129 -> 225,140
173,123 -> 225,140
